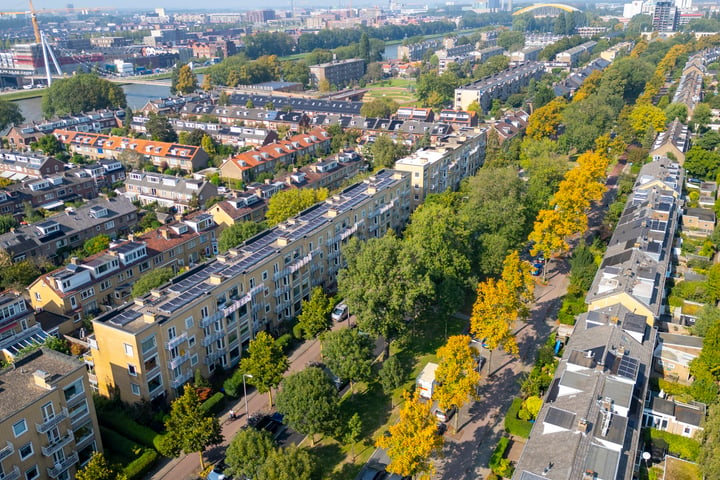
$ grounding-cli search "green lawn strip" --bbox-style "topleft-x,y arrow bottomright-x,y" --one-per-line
2,89 -> 45,101
504,397 -> 533,439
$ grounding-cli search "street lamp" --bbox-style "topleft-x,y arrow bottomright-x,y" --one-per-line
242,374 -> 253,419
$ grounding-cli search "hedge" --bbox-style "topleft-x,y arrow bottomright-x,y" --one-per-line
647,428 -> 700,461
99,409 -> 160,448
99,426 -> 143,463
124,448 -> 159,480
200,392 -> 226,415
504,398 -> 533,439
489,437 -> 514,478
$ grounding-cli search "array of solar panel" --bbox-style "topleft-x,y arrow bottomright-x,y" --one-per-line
159,282 -> 214,314
109,310 -> 142,327
617,355 -> 639,381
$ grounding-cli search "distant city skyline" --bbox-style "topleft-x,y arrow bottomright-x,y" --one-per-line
6,0 -> 415,11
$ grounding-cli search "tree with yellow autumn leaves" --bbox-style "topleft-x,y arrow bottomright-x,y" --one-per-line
376,391 -> 444,478
434,335 -> 482,433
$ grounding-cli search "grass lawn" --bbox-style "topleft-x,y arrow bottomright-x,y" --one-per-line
664,456 -> 702,480
364,78 -> 418,105
1,89 -> 45,101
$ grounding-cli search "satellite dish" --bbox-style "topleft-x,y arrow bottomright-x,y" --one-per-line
642,452 -> 651,461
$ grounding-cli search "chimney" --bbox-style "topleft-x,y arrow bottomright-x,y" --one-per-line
577,418 -> 588,433
143,312 -> 156,324
161,229 -> 170,240
128,233 -> 135,242
264,178 -> 271,185
33,370 -> 53,389
70,256 -> 79,265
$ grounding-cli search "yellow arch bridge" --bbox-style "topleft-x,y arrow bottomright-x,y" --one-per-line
512,3 -> 581,15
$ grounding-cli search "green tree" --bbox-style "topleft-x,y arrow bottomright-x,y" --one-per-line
692,103 -> 712,131
497,30 -> 525,51
296,287 -> 333,339
201,135 -> 216,155
699,403 -> 720,479
321,328 -> 374,392
158,384 -> 223,470
0,98 -> 23,130
235,331 -> 289,408
32,134 -> 63,156
218,221 -> 266,252
276,366 -> 340,446
75,452 -> 127,480
693,305 -> 720,338
369,134 -> 407,168
42,73 -> 126,117
344,413 -> 363,461
131,267 -> 175,297
145,113 -> 178,143
256,446 -> 316,480
379,355 -> 407,406
201,74 -> 213,92
265,188 -> 329,225
0,214 -> 18,235
664,102 -> 688,124
83,234 -> 111,256
225,428 -> 275,479
685,146 -> 720,180
359,32 -> 371,61
44,336 -> 71,355
338,233 -> 429,344
360,97 -> 400,118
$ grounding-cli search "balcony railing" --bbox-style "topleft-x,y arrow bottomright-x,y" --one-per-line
36,408 -> 69,433
171,371 -> 193,389
42,430 -> 74,457
0,441 -> 13,462
200,311 -> 224,329
0,466 -> 20,480
202,329 -> 225,347
47,451 -> 79,479
70,406 -> 90,426
165,332 -> 188,351
167,353 -> 189,370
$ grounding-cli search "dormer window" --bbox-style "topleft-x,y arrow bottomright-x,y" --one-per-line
89,206 -> 108,218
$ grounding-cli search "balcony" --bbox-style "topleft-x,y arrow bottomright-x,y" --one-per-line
167,353 -> 189,370
200,311 -> 224,329
47,451 -> 79,479
165,332 -> 188,351
0,466 -> 20,480
204,348 -> 226,365
202,329 -> 225,347
171,371 -> 193,389
0,441 -> 13,462
42,430 -> 74,457
70,406 -> 90,427
36,408 -> 69,433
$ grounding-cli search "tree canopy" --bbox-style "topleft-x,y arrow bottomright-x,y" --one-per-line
145,113 -> 178,143
42,73 -> 126,117
158,384 -> 223,470
256,446 -> 316,480
360,97 -> 400,118
225,428 -> 275,479
75,452 -> 127,480
276,366 -> 341,445
295,287 -> 334,339
266,188 -> 329,226
321,328 -> 374,392
218,221 -> 266,252
172,64 -> 198,95
434,335 -> 481,432
83,234 -> 111,256
0,98 -> 23,130
132,267 -> 176,297
233,331 -> 288,407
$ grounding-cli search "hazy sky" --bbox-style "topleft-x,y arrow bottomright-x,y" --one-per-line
6,0 -> 392,12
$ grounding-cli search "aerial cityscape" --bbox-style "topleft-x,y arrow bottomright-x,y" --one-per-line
0,0 -> 719,479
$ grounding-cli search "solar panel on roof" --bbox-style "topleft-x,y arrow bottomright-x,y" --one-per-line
110,310 -> 142,327
617,355 -> 639,380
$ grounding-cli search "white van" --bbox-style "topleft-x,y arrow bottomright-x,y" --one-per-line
331,302 -> 349,322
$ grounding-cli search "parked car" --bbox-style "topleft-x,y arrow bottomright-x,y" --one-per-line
331,302 -> 349,322
206,463 -> 227,480
434,405 -> 457,423
360,466 -> 386,480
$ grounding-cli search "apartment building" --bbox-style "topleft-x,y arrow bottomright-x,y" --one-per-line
132,117 -> 279,149
0,172 -> 98,219
0,197 -> 138,263
54,130 -> 209,173
397,38 -> 443,61
585,159 -> 682,326
0,151 -> 65,181
0,348 -> 102,480
123,171 -> 218,212
309,59 -> 366,88
89,169 -> 412,403
453,62 -> 544,112
652,1 -> 678,32
29,215 -> 218,327
0,291 -> 52,363
394,130 -> 487,209
555,41 -> 597,67
220,127 -> 331,182
275,151 -> 365,193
